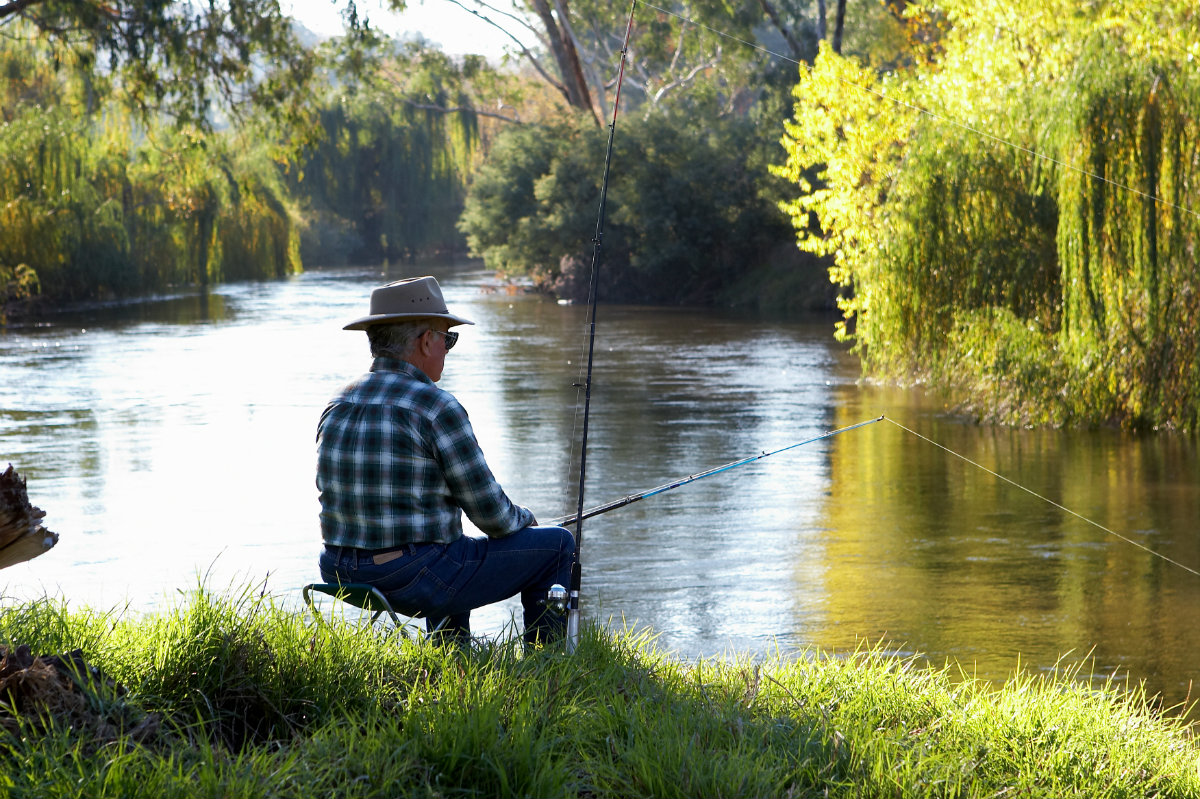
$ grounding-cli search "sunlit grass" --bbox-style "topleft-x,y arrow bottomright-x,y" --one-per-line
0,583 -> 1195,798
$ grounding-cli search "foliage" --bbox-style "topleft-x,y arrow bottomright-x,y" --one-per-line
564,0 -> 802,119
776,0 -> 1200,429
775,46 -> 916,342
1050,35 -> 1200,429
0,263 -> 38,325
458,111 -> 800,305
0,25 -> 301,303
412,0 -> 832,124
0,0 -> 317,132
0,586 -> 1197,797
290,39 -> 487,264
456,121 -> 585,285
0,0 -> 926,306
447,0 -> 862,308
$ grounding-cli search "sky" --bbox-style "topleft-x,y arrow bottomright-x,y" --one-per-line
284,0 -> 527,59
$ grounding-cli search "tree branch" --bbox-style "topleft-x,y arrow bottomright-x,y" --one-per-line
439,0 -> 569,102
651,48 -> 722,104
373,67 -> 526,125
403,99 -> 523,124
451,0 -> 543,41
832,0 -> 846,54
0,0 -> 44,21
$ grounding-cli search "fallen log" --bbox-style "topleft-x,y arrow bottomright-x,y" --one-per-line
0,465 -> 59,570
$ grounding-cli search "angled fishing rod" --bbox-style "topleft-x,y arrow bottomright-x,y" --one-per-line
561,0 -> 638,654
549,416 -> 884,529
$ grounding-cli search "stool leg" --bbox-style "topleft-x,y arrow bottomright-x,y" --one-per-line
303,585 -> 329,627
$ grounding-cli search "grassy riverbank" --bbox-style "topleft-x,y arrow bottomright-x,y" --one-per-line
0,584 -> 1195,798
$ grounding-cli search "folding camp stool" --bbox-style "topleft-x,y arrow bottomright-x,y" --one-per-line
302,582 -> 446,639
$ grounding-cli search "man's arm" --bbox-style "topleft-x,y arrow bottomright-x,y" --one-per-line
431,399 -> 535,536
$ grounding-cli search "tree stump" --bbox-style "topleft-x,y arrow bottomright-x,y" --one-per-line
0,465 -> 59,570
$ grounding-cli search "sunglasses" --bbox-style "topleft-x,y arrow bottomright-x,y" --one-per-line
429,330 -> 458,351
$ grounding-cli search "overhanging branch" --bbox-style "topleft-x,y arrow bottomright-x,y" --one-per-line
403,99 -> 523,125
0,0 -> 44,21
439,0 -> 567,99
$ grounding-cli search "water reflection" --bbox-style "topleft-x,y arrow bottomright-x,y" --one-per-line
1,263 -> 1197,718
821,393 -> 1200,710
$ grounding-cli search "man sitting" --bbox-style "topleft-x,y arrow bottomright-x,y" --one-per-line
316,276 -> 574,645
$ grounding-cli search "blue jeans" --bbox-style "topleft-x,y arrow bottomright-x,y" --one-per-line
319,526 -> 575,644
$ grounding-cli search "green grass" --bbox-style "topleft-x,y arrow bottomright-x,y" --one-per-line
0,583 -> 1195,798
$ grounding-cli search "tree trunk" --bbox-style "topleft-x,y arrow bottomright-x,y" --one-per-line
832,0 -> 846,54
0,465 -> 59,570
528,0 -> 600,125
817,0 -> 827,42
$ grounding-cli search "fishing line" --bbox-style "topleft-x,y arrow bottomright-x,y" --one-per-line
884,416 -> 1200,579
635,0 -> 1200,221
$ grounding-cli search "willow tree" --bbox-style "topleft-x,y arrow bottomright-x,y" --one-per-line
776,0 -> 1200,430
293,41 -> 483,263
0,25 -> 301,303
0,0 -> 315,132
1053,39 -> 1200,428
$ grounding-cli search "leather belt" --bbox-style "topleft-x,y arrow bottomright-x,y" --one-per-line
324,542 -> 421,565
371,544 -> 418,566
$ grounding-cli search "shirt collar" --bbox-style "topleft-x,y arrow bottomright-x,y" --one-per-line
369,356 -> 433,384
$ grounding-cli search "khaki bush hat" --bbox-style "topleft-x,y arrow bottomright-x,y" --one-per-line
343,276 -> 475,330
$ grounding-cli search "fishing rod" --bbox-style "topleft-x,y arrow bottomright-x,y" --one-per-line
549,416 -> 884,529
558,0 -> 638,654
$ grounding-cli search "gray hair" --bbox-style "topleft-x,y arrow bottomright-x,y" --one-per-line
366,321 -> 432,359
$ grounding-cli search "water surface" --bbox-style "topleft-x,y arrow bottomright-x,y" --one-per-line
2,263 -> 1197,714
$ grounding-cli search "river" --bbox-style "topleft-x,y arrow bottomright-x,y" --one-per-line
2,262 -> 1197,716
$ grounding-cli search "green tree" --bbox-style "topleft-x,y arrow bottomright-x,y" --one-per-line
292,39 -> 484,263
0,0 -> 316,131
0,25 -> 300,304
451,1 -> 916,309
776,0 -> 1200,429
459,111 -> 802,306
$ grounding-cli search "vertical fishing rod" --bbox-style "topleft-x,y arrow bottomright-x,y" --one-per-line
564,0 -> 638,654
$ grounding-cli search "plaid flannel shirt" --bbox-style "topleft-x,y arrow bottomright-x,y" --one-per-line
317,357 -> 535,549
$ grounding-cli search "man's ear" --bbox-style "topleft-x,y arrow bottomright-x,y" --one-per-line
416,329 -> 433,355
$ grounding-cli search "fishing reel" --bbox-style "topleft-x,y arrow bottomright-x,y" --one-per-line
543,584 -> 568,615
